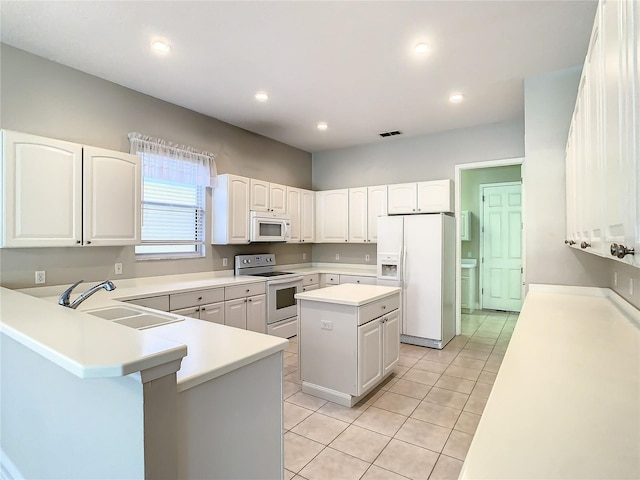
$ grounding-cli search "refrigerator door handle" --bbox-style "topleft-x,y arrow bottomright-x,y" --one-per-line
402,244 -> 407,287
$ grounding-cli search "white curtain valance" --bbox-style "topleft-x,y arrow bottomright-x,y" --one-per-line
128,132 -> 217,188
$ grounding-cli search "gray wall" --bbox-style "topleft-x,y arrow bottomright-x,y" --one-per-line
312,119 -> 525,264
523,67 -> 609,289
0,45 -> 312,288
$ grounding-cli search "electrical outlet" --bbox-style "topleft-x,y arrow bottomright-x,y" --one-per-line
321,320 -> 333,331
614,271 -> 618,287
335,253 -> 340,261
35,271 -> 46,284
365,254 -> 370,262
222,257 -> 229,267
114,263 -> 123,275
302,253 -> 307,260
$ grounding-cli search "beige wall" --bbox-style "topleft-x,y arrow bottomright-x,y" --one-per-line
0,45 -> 312,289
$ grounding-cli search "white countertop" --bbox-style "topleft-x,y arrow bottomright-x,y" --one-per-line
279,263 -> 377,277
296,283 -> 400,306
460,285 -> 640,480
3,271 -> 287,387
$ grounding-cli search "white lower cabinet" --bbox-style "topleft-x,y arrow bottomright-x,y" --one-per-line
298,288 -> 400,407
198,302 -> 225,324
340,275 -> 377,286
224,293 -> 266,332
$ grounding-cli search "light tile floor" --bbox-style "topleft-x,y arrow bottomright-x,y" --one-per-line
282,310 -> 518,480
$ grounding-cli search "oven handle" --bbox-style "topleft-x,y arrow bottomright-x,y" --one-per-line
267,276 -> 303,286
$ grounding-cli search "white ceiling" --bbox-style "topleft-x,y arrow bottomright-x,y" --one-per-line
1,1 -> 597,153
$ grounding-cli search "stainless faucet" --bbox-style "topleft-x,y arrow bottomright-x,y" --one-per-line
58,280 -> 116,309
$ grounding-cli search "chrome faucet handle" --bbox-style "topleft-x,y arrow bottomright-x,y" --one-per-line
58,280 -> 84,307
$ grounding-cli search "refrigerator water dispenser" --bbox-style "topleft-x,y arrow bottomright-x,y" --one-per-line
377,253 -> 400,280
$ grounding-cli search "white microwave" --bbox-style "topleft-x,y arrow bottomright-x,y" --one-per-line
250,211 -> 290,242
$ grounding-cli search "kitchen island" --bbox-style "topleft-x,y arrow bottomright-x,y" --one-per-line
0,273 -> 288,480
296,284 -> 401,407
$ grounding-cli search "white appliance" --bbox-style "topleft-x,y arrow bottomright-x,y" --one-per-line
249,211 -> 290,242
377,213 -> 455,349
235,254 -> 302,338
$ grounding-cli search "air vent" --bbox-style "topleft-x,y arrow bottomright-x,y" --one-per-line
379,130 -> 403,138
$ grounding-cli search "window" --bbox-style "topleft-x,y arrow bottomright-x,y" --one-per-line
128,133 -> 216,259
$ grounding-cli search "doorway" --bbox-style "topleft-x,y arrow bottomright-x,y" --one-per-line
479,182 -> 523,312
454,158 -> 524,336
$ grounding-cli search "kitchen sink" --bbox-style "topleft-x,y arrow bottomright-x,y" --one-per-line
84,306 -> 183,330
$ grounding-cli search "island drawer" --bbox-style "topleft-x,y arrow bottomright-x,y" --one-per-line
303,273 -> 320,286
124,295 -> 170,311
358,295 -> 400,326
170,288 -> 224,311
225,282 -> 266,300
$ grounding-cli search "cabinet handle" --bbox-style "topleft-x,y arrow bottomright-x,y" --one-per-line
76,240 -> 81,244
246,289 -> 250,293
580,242 -> 591,249
198,296 -> 203,301
86,241 -> 92,245
248,298 -> 252,302
611,243 -> 635,258
412,208 -> 416,212
201,307 -> 205,311
565,240 -> 576,246
417,208 -> 421,212
381,305 -> 386,310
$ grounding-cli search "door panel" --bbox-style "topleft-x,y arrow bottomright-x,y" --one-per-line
482,183 -> 522,312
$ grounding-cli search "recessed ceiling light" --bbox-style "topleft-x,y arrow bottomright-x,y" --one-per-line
151,40 -> 171,53
255,91 -> 269,102
449,92 -> 464,103
414,43 -> 431,54
317,122 -> 328,131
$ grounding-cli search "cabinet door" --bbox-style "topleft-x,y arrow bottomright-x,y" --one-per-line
269,183 -> 287,214
83,146 -> 141,246
416,180 -> 453,213
387,183 -> 417,214
287,187 -> 301,243
382,310 -> 400,377
460,211 -> 470,241
348,187 -> 368,243
300,189 -> 315,243
367,185 -> 387,243
1,130 -> 82,247
200,301 -> 225,325
224,297 -> 247,330
250,179 -> 270,212
357,318 -> 383,396
228,175 -> 250,244
171,306 -> 201,320
246,294 -> 266,333
315,189 -> 349,242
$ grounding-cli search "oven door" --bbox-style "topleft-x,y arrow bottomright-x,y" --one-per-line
267,277 -> 303,324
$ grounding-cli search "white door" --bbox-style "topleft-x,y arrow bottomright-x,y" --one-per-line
481,183 -> 523,312
382,309 -> 400,376
246,294 -> 266,333
357,318 -> 383,396
83,146 -> 141,246
348,187 -> 368,243
1,130 -> 82,247
367,185 -> 387,242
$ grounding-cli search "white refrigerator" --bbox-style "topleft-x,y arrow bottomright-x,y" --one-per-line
376,213 -> 455,349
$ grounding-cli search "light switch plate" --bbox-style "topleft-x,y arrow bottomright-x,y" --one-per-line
222,257 -> 228,267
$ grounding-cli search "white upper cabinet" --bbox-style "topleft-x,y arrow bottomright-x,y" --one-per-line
315,189 -> 349,243
250,179 -> 287,214
348,187 -> 368,243
212,174 -> 250,244
300,189 -> 315,243
367,185 -> 388,243
565,0 -> 638,266
387,180 -> 453,214
287,187 -> 315,243
0,130 -> 140,248
348,185 -> 387,243
82,146 -> 141,246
